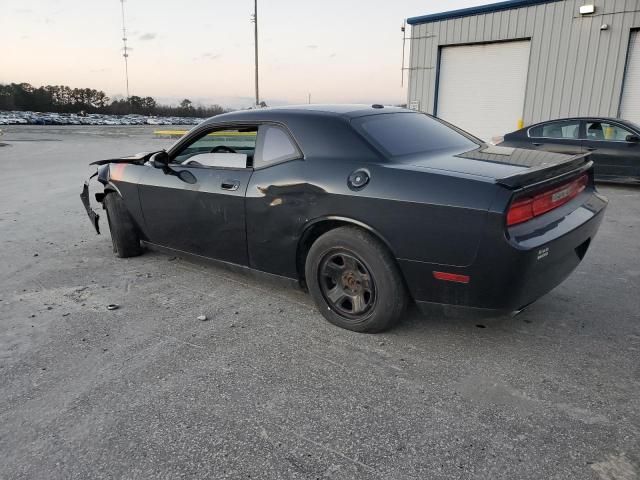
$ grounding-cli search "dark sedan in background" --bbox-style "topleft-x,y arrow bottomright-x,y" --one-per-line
499,117 -> 640,183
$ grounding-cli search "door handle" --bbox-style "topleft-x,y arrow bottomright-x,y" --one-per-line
532,142 -> 542,146
586,147 -> 597,151
221,179 -> 240,191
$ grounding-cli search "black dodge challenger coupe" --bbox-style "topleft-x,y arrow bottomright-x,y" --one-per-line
81,105 -> 607,332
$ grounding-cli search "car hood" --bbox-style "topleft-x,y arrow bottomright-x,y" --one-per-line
89,150 -> 161,166
397,144 -> 580,181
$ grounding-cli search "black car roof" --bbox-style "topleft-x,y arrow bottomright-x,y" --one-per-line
528,117 -> 637,126
202,104 -> 412,125
510,117 -> 640,135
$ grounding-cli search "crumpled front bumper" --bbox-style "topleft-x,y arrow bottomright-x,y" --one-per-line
80,177 -> 100,234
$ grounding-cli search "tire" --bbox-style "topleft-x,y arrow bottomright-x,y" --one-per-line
305,226 -> 408,333
103,193 -> 143,258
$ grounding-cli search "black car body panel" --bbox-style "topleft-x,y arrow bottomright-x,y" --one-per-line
404,182 -> 606,311
499,117 -> 640,183
83,105 -> 608,314
137,165 -> 252,264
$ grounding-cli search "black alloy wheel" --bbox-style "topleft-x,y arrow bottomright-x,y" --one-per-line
318,250 -> 376,319
305,226 -> 408,333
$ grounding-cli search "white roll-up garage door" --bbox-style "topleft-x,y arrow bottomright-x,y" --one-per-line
437,40 -> 531,142
621,31 -> 640,124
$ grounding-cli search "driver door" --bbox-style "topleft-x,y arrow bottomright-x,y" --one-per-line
137,127 -> 257,265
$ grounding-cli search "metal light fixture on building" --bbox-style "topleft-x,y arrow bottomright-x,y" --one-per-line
579,4 -> 595,15
600,24 -> 609,31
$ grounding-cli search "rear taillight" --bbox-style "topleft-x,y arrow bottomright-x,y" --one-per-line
507,197 -> 535,225
506,174 -> 588,226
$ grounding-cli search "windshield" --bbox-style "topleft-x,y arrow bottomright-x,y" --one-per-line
353,112 -> 479,157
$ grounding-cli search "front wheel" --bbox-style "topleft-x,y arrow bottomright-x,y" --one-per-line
305,226 -> 408,333
103,193 -> 143,258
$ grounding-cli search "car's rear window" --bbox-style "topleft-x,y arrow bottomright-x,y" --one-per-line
352,112 -> 478,157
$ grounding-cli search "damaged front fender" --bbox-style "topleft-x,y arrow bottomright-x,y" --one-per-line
81,151 -> 163,235
80,176 -> 101,234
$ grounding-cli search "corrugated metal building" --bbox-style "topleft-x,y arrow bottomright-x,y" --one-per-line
406,0 -> 640,141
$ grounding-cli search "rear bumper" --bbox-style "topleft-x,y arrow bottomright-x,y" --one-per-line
399,189 -> 607,312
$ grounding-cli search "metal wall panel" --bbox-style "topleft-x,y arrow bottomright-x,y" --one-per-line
407,0 -> 640,129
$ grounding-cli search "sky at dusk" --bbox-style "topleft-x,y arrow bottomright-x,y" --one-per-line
2,0 -> 487,109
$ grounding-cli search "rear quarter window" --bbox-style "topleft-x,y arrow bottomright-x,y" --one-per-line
352,112 -> 478,157
254,125 -> 300,167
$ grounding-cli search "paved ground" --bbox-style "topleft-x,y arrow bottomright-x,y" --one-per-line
0,126 -> 639,480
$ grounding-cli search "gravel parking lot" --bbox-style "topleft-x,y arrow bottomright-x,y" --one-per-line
1,126 -> 639,479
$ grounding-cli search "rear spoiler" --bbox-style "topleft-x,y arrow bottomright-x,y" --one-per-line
496,152 -> 592,189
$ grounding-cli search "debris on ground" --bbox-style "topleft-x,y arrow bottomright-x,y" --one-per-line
106,304 -> 119,311
197,315 -> 208,321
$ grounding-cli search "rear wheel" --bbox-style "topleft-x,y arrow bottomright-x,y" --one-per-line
103,193 -> 142,258
305,226 -> 408,333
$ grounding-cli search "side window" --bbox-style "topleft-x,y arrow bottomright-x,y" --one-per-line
530,121 -> 580,139
586,121 -> 633,141
254,125 -> 300,168
172,128 -> 257,167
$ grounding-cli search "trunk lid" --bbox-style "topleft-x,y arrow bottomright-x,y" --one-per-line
401,145 -> 592,189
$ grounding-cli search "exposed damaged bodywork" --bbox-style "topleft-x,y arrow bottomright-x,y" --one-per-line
89,150 -> 162,166
80,179 -> 100,234
81,151 -> 164,234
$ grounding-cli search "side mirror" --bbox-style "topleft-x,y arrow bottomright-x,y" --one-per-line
151,151 -> 170,168
626,134 -> 640,143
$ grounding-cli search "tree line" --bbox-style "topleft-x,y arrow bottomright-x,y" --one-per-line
0,82 -> 226,117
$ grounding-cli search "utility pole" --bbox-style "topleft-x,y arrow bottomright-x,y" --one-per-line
120,0 -> 131,102
401,20 -> 406,87
252,0 -> 260,107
